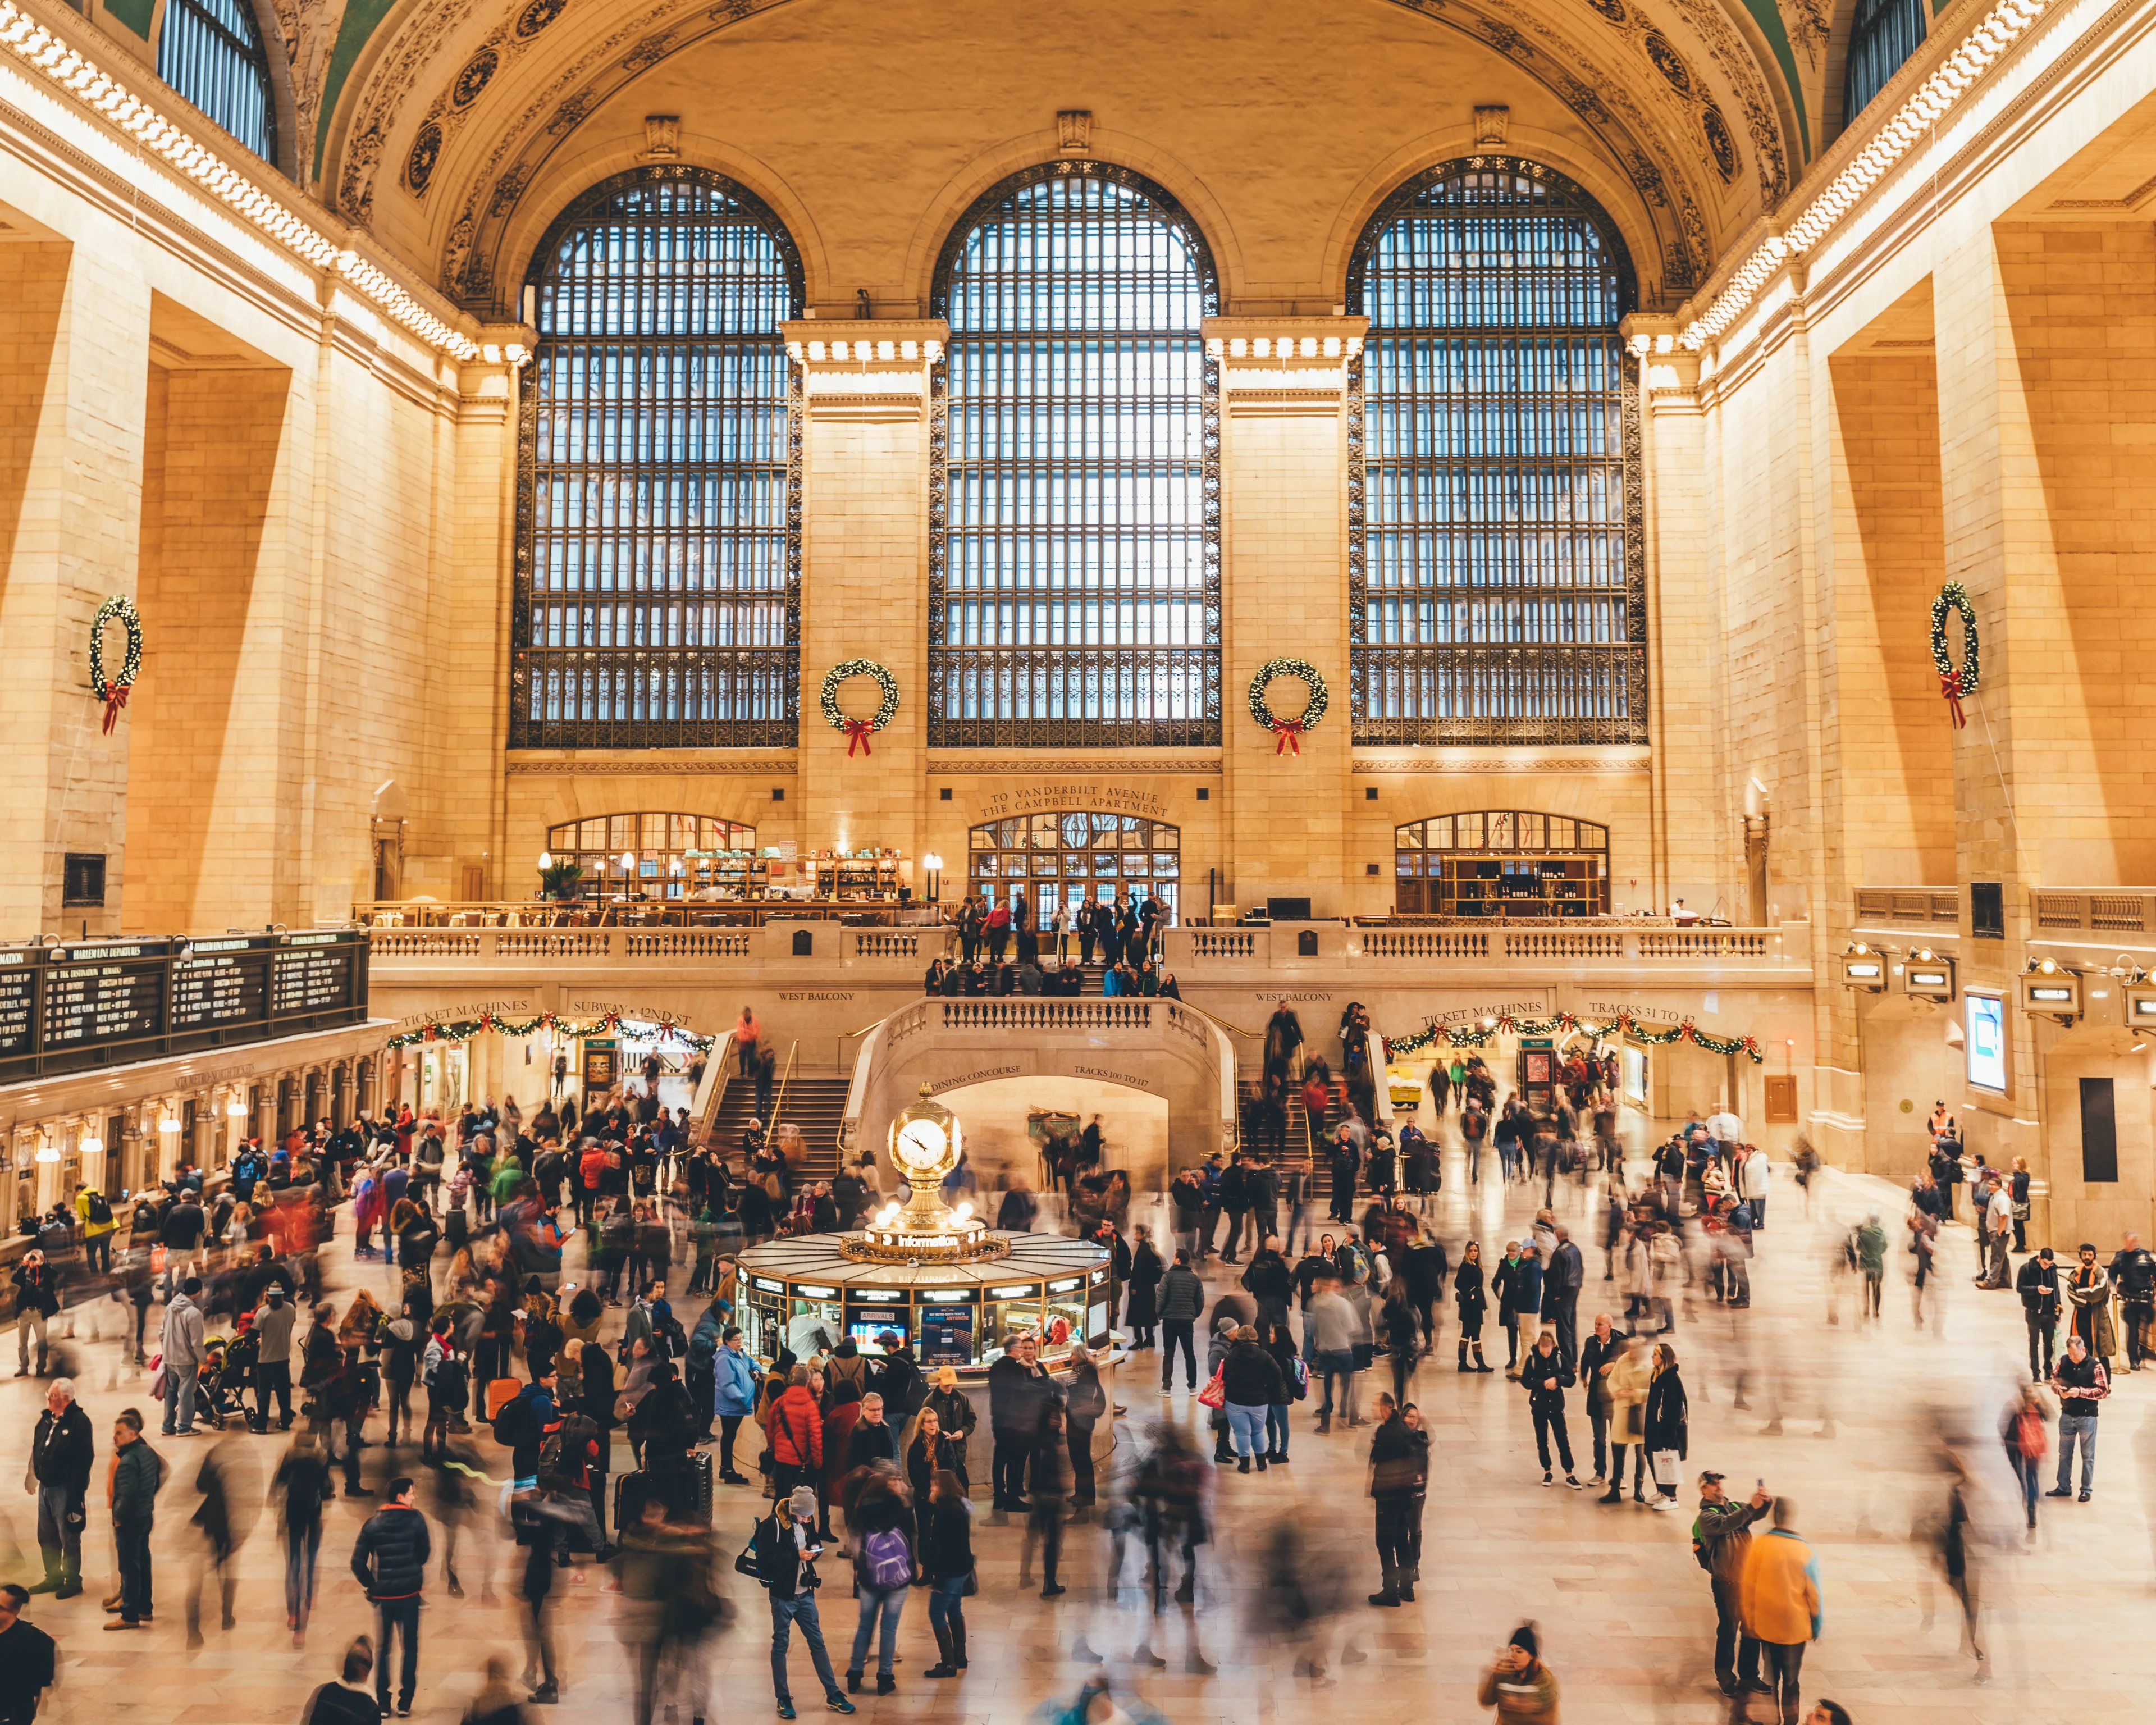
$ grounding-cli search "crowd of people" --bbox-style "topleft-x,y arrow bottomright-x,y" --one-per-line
0,1011 -> 2118,1725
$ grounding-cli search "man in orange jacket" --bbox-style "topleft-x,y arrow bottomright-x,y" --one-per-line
1739,1497 -> 1822,1725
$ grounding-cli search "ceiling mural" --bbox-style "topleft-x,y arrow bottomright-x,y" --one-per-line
300,0 -> 1815,312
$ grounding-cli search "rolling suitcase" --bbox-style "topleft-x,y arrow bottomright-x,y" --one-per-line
485,1377 -> 522,1422
613,1453 -> 714,1530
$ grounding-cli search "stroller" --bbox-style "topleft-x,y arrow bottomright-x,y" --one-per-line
194,1329 -> 256,1429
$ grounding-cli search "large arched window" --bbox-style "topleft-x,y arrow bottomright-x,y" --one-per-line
512,168 -> 802,750
969,811 -> 1181,925
158,0 -> 277,163
1842,0 -> 1927,123
1394,810 -> 1610,918
930,166 -> 1221,749
1348,159 -> 1645,747
546,811 -> 760,902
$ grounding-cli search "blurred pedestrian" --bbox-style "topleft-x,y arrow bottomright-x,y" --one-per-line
920,1468 -> 973,1678
185,1435 -> 256,1648
0,1583 -> 58,1724
1740,1497 -> 1822,1725
461,1654 -> 533,1725
1476,1622 -> 1560,1723
298,1636 -> 382,1725
1366,1391 -> 1428,1606
25,1378 -> 92,1598
1999,1382 -> 2048,1530
1925,1458 -> 1987,1683
349,1476 -> 430,1717
274,1429 -> 331,1642
158,1277 -> 207,1436
1021,1403 -> 1074,1597
1691,1471 -> 1769,1696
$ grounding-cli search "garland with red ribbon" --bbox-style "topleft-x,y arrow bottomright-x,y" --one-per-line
821,658 -> 899,757
387,1008 -> 719,1052
88,595 -> 142,736
1249,657 -> 1327,756
1930,582 -> 1980,729
1382,1009 -> 1763,1063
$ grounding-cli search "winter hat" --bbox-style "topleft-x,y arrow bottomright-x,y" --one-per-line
788,1485 -> 818,1521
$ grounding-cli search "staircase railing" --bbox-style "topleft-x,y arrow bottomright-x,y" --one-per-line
769,1040 -> 799,1146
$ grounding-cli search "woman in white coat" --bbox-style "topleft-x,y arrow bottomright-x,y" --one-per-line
1739,1146 -> 1773,1229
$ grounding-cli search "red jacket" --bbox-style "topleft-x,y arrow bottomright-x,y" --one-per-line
768,1385 -> 823,1468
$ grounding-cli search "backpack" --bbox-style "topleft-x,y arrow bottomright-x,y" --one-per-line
2015,1407 -> 2045,1459
863,1527 -> 911,1590
1290,1356 -> 1309,1401
86,1190 -> 112,1226
493,1389 -> 536,1450
432,1357 -> 470,1411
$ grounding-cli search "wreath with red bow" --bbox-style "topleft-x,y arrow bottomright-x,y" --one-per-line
88,595 -> 143,736
821,659 -> 899,756
1248,658 -> 1328,755
1931,582 -> 1980,728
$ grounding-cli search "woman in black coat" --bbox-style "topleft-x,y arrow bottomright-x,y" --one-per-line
906,1404 -> 969,1500
1641,1340 -> 1688,1507
1454,1242 -> 1492,1373
1125,1227 -> 1163,1349
921,1468 -> 974,1677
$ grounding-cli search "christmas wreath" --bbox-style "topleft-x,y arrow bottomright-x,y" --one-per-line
820,659 -> 899,756
1248,658 -> 1328,754
89,595 -> 143,735
1930,581 -> 1980,729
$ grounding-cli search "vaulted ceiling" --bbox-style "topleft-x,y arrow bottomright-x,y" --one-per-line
271,0 -> 1830,317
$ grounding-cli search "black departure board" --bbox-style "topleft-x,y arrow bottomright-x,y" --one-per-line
42,942 -> 168,1051
172,939 -> 272,1031
0,948 -> 34,1060
0,930 -> 368,1081
272,936 -> 356,1016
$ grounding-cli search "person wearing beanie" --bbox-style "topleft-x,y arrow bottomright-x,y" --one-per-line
1477,1622 -> 1560,1723
750,1484 -> 856,1718
158,1277 -> 208,1436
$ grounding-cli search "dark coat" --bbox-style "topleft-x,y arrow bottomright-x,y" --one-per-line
30,1402 -> 94,1492
1454,1258 -> 1488,1323
1126,1240 -> 1163,1327
350,1503 -> 432,1598
1643,1365 -> 1689,1456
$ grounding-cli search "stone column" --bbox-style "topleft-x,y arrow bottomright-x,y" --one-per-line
0,241 -> 152,939
1207,317 -> 1364,917
782,323 -> 944,891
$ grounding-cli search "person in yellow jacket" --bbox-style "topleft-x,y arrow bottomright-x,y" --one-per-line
75,1183 -> 118,1276
1740,1498 -> 1822,1725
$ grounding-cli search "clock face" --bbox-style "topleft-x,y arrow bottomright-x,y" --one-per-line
894,1118 -> 948,1172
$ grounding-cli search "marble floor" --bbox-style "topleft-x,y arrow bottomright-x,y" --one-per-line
2,1121 -> 2146,1725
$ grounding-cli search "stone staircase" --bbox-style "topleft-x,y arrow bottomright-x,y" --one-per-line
705,1070 -> 851,1181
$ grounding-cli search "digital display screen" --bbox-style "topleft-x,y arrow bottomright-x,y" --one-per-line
1967,994 -> 2007,1092
919,1304 -> 975,1366
43,949 -> 166,1049
848,1321 -> 907,1350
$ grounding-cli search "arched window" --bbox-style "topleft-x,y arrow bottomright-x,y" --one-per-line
158,0 -> 277,163
969,810 -> 1181,925
1349,159 -> 1645,747
513,168 -> 802,750
1394,811 -> 1610,918
930,166 -> 1221,749
1842,0 -> 1927,123
546,811 -> 760,902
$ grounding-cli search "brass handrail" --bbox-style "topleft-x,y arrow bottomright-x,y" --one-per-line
1174,1001 -> 1263,1038
769,1039 -> 799,1137
842,1015 -> 890,1039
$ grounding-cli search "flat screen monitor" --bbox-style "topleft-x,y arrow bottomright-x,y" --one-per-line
1966,993 -> 2007,1092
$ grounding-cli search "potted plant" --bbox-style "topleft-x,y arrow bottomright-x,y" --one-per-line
539,859 -> 584,902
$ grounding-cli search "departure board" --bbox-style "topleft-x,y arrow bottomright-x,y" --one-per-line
272,935 -> 357,1016
42,942 -> 168,1049
0,948 -> 35,1060
172,939 -> 272,1031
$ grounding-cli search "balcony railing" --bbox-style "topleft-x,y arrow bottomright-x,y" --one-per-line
2032,891 -> 2156,935
1853,887 -> 1960,928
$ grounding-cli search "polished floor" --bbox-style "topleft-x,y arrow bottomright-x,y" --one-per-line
1,1109 -> 2144,1724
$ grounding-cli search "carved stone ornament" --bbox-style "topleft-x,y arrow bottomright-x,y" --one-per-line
643,115 -> 682,158
1056,109 -> 1092,151
1473,104 -> 1510,146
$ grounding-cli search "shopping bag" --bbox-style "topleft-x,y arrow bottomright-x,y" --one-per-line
1196,1367 -> 1226,1409
1651,1449 -> 1679,1487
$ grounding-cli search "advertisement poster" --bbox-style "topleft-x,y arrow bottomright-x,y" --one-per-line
919,1305 -> 975,1366
1966,994 -> 2007,1092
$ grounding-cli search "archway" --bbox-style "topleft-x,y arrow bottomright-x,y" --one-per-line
1392,811 -> 1611,918
968,810 -> 1184,925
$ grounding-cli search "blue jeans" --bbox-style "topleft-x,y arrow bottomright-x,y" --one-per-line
1318,1350 -> 1354,1417
2057,1412 -> 2098,1493
1226,1403 -> 1269,1457
849,1583 -> 906,1678
927,1575 -> 967,1639
1267,1402 -> 1292,1459
285,1525 -> 321,1627
162,1371 -> 197,1435
770,1591 -> 843,1705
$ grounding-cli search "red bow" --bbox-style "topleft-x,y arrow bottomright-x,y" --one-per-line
423,1025 -> 438,1043
100,681 -> 128,735
1271,719 -> 1303,756
843,718 -> 875,756
1939,671 -> 1968,728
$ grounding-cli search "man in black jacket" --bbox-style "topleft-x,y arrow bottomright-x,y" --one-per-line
350,1477 -> 431,1717
1577,1314 -> 1628,1489
986,1334 -> 1051,1517
1545,1226 -> 1586,1369
1239,1238 -> 1294,1331
27,1380 -> 93,1597
2109,1234 -> 2156,1370
752,1485 -> 856,1717
1692,1471 -> 1771,1696
10,1253 -> 58,1379
1520,1331 -> 1581,1489
1365,1393 -> 1430,1606
2017,1249 -> 2061,1382
1217,1154 -> 1252,1264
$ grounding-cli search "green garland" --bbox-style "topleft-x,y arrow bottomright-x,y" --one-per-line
821,659 -> 899,755
1383,1010 -> 1761,1063
1930,582 -> 1979,727
387,1010 -> 716,1052
1248,658 -> 1327,753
